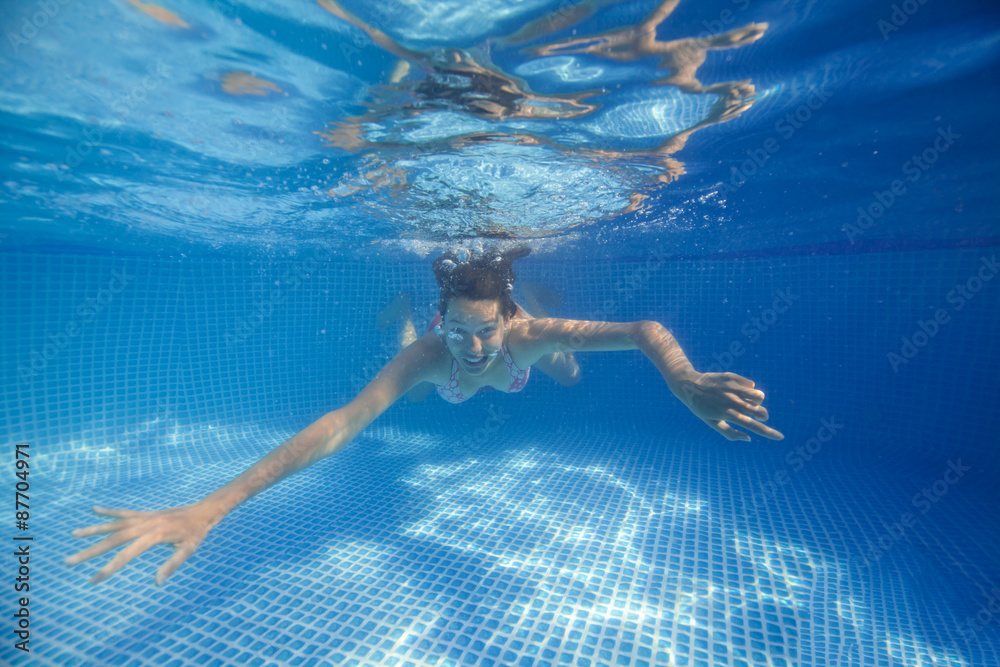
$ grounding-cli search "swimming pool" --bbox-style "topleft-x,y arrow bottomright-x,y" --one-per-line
2,1 -> 999,666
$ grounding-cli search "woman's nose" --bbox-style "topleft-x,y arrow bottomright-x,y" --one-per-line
468,337 -> 482,353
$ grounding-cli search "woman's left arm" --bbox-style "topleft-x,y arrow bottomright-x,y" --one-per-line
518,318 -> 784,441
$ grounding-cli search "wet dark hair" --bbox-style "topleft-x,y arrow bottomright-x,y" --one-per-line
432,245 -> 531,318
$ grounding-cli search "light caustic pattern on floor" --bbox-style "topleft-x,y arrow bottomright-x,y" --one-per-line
15,422 -> 997,667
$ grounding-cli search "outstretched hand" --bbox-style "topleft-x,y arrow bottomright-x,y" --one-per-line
65,503 -> 219,586
675,372 -> 783,441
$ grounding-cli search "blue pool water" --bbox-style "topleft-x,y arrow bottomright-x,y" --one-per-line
2,1 -> 999,666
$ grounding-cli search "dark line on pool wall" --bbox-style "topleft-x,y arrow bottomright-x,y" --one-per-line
4,236 -> 999,262
694,236 -> 1000,261
528,235 -> 1000,264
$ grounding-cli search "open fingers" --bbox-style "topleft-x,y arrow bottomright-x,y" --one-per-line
719,374 -> 766,401
728,384 -> 765,404
70,506 -> 153,538
721,372 -> 755,388
91,506 -> 149,519
723,390 -> 767,416
71,517 -> 142,539
717,409 -> 784,441
702,375 -> 781,441
89,533 -> 161,585
730,411 -> 784,440
710,420 -> 751,442
155,543 -> 197,586
736,401 -> 769,421
745,420 -> 784,440
65,523 -> 148,565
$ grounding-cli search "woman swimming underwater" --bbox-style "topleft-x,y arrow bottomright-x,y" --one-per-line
66,246 -> 783,586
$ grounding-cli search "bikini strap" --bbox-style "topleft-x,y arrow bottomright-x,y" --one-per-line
500,341 -> 525,372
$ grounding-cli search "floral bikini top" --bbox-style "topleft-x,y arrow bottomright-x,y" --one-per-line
433,321 -> 530,403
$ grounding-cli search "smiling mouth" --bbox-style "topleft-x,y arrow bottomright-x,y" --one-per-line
462,354 -> 491,368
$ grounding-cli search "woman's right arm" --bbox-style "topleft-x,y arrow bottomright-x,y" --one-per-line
65,333 -> 444,586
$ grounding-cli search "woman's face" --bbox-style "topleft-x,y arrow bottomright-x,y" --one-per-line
441,297 -> 508,376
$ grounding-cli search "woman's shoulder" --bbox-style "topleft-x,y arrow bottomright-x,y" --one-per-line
404,330 -> 453,385
505,318 -> 549,368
